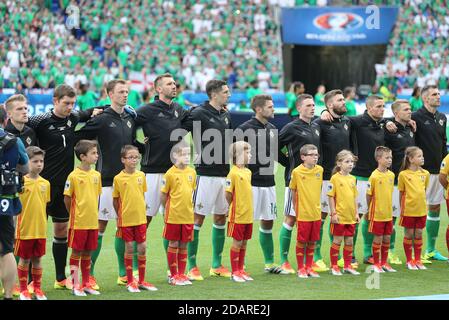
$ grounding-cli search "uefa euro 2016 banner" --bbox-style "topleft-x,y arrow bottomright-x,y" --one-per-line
281,6 -> 399,46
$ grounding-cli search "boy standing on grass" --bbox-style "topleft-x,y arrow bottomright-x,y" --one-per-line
289,144 -> 323,279
161,140 -> 196,286
15,147 -> 50,300
64,140 -> 101,296
366,147 -> 397,273
225,141 -> 254,283
113,145 -> 157,293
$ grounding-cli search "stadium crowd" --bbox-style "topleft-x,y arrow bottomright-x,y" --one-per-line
375,0 -> 449,95
0,0 -> 283,94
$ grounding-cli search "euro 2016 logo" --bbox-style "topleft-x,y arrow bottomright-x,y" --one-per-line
66,4 -> 80,30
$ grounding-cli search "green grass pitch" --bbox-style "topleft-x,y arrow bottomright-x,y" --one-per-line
22,162 -> 449,300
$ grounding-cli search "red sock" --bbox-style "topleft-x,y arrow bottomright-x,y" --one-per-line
306,244 -> 315,270
381,242 -> 390,265
414,238 -> 423,263
69,253 -> 81,287
80,255 -> 91,288
238,246 -> 246,272
125,253 -> 133,284
230,246 -> 240,274
138,255 -> 146,283
330,243 -> 340,267
343,245 -> 353,268
31,267 -> 43,290
372,242 -> 381,265
296,242 -> 305,270
178,248 -> 187,275
17,264 -> 28,292
446,227 -> 449,254
403,237 -> 413,263
167,247 -> 178,277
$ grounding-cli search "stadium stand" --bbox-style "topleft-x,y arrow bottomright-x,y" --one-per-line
375,1 -> 449,94
0,0 -> 283,93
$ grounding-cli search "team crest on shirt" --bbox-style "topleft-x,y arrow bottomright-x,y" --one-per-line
137,177 -> 143,185
41,185 -> 47,193
26,137 -> 32,146
226,179 -> 231,187
315,129 -> 320,136
188,175 -> 193,182
127,121 -> 132,128
420,175 -> 426,182
344,124 -> 348,131
224,118 -> 229,125
410,132 -> 414,138
174,110 -> 179,118
93,177 -> 99,184
67,120 -> 72,127
439,119 -> 444,126
270,131 -> 274,138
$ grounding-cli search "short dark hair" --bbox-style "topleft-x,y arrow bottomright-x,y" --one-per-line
154,73 -> 174,88
106,79 -> 127,94
421,85 -> 438,99
292,81 -> 304,92
206,80 -> 227,99
295,94 -> 314,108
26,146 -> 45,159
120,145 -> 139,158
366,95 -> 384,108
250,94 -> 272,112
343,86 -> 355,98
324,90 -> 343,107
54,84 -> 76,100
74,140 -> 97,160
0,104 -> 7,124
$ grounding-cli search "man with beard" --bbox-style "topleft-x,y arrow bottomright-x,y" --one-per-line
312,90 -> 353,272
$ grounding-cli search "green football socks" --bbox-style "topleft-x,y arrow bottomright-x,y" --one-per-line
90,233 -> 103,275
211,224 -> 226,269
279,223 -> 293,264
187,226 -> 200,270
259,227 -> 274,264
426,211 -> 440,253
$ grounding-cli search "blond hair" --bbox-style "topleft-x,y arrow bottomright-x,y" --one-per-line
4,94 -> 27,111
400,146 -> 422,172
229,141 -> 251,165
332,150 -> 357,175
